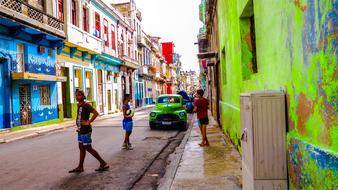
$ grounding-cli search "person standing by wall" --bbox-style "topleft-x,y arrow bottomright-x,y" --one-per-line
194,89 -> 210,146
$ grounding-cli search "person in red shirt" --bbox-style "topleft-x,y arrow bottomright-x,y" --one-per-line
193,89 -> 210,146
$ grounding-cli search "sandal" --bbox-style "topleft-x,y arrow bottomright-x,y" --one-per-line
95,164 -> 109,172
199,143 -> 206,147
68,168 -> 84,173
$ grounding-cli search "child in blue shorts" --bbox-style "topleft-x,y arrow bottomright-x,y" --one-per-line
122,94 -> 134,150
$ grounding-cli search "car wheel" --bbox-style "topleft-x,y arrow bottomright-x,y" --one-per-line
179,123 -> 187,131
150,123 -> 156,130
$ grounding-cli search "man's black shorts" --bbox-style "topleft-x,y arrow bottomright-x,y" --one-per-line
198,118 -> 209,126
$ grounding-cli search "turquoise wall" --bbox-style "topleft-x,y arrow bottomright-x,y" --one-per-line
216,0 -> 337,189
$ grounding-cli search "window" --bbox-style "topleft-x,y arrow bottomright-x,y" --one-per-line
71,0 -> 77,26
240,0 -> 257,80
40,85 -> 51,105
58,0 -> 64,21
221,47 -> 227,84
74,68 -> 82,90
111,25 -> 116,50
82,7 -> 88,32
106,71 -> 111,81
104,19 -> 109,46
158,97 -> 180,104
85,70 -> 93,100
95,12 -> 101,38
128,45 -> 131,57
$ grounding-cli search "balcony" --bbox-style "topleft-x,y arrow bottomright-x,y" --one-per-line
138,65 -> 149,76
121,55 -> 139,70
197,32 -> 208,53
137,34 -> 146,47
0,0 -> 65,38
136,10 -> 142,21
67,25 -> 102,54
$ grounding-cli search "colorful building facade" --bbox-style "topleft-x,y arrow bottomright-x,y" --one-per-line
0,0 -> 66,128
201,0 -> 338,189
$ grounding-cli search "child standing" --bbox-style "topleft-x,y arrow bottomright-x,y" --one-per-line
122,94 -> 133,150
69,89 -> 109,173
193,89 -> 210,146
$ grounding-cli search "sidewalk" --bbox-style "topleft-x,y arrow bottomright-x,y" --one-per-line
160,113 -> 242,190
0,105 -> 154,144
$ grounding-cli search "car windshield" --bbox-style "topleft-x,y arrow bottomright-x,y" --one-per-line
158,97 -> 181,104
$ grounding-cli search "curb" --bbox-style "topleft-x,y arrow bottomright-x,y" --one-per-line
0,105 -> 154,144
157,114 -> 196,190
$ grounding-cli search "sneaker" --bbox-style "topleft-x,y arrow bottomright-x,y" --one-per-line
127,143 -> 133,150
122,142 -> 128,149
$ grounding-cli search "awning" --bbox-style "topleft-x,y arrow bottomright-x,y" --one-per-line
94,53 -> 122,72
12,72 -> 67,82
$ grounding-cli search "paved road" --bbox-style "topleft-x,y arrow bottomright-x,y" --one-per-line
0,108 -> 191,190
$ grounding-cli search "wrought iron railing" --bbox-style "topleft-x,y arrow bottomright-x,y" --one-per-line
0,0 -> 64,32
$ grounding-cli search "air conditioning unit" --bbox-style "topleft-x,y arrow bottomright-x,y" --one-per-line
38,46 -> 45,54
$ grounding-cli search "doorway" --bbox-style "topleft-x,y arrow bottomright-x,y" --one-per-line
216,62 -> 221,125
121,75 -> 126,96
97,69 -> 104,113
114,89 -> 118,111
107,89 -> 112,112
0,61 -> 4,127
61,67 -> 70,118
19,85 -> 32,125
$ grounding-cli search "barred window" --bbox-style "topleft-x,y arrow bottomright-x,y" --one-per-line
40,85 -> 51,105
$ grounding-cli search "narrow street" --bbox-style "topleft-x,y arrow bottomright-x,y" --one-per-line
0,108 -> 192,190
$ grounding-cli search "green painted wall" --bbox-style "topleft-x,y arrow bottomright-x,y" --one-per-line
216,0 -> 337,188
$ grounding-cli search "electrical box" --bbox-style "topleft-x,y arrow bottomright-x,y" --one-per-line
240,91 -> 287,190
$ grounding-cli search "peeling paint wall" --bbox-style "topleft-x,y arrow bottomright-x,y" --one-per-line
217,0 -> 337,188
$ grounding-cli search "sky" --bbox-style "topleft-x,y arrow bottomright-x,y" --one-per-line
111,0 -> 202,71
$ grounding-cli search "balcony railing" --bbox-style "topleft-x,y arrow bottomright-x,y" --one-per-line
0,0 -> 64,36
137,34 -> 146,47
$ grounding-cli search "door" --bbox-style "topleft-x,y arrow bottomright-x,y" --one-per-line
121,76 -> 126,96
114,89 -> 118,111
16,43 -> 24,72
0,62 -> 4,127
107,90 -> 112,112
61,67 -> 70,118
216,62 -> 221,123
97,69 -> 104,113
19,85 -> 32,125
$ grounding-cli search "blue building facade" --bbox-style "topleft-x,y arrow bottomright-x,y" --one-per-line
0,17 -> 65,129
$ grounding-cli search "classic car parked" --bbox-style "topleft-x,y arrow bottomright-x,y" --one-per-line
149,94 -> 187,130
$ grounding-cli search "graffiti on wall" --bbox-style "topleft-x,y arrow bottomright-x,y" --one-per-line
288,137 -> 338,189
26,55 -> 55,75
13,107 -> 58,126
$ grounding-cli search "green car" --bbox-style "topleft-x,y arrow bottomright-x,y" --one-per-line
149,94 -> 187,130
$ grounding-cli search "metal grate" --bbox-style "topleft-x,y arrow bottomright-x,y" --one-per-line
48,16 -> 64,31
28,7 -> 43,23
19,85 -> 32,125
156,114 -> 180,121
1,0 -> 64,33
0,0 -> 22,13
